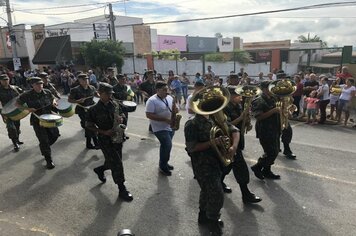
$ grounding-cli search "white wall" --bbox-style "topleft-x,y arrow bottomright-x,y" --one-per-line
122,58 -> 298,79
24,30 -> 37,69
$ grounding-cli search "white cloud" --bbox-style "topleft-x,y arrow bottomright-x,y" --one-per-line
5,0 -> 356,46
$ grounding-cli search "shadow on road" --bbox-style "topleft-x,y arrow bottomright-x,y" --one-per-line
80,184 -> 122,236
131,175 -> 179,235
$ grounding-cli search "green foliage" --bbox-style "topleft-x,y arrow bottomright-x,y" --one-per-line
151,49 -> 181,60
298,33 -> 328,48
205,53 -> 225,62
232,49 -> 252,65
80,40 -> 126,71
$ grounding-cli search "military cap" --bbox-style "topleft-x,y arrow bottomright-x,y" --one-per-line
29,77 -> 44,84
107,67 -> 115,71
98,82 -> 114,94
227,85 -> 239,96
0,74 -> 9,80
77,73 -> 89,80
38,72 -> 49,78
260,80 -> 270,89
229,73 -> 239,80
117,74 -> 125,79
276,70 -> 286,79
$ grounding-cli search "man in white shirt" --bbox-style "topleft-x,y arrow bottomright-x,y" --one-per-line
317,75 -> 330,124
146,81 -> 177,176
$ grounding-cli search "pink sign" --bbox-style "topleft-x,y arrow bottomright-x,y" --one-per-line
157,35 -> 187,51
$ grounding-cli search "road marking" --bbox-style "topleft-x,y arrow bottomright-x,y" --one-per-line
127,132 -> 356,186
0,219 -> 53,235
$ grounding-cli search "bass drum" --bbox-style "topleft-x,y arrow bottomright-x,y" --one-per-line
39,114 -> 63,128
122,101 -> 137,112
1,97 -> 30,121
57,98 -> 74,117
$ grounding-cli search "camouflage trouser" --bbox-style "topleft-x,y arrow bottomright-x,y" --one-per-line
192,155 -> 224,221
221,150 -> 250,185
5,118 -> 20,141
258,133 -> 280,167
33,123 -> 60,157
281,123 -> 292,144
96,136 -> 125,185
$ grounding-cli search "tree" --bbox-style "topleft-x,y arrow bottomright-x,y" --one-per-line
232,49 -> 252,65
298,33 -> 328,48
80,40 -> 126,72
215,32 -> 223,38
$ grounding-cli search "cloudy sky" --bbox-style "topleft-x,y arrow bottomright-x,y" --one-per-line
4,0 -> 356,47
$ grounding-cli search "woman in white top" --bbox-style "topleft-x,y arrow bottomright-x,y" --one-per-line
336,78 -> 356,126
316,76 -> 330,124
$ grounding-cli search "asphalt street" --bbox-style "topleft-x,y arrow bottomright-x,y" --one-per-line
0,103 -> 355,236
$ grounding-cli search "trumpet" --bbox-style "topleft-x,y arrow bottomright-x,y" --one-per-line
235,85 -> 261,134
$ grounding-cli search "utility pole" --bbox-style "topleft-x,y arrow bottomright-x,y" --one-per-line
5,0 -> 19,69
109,3 -> 116,41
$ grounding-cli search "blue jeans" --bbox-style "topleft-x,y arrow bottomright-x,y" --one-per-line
154,130 -> 174,170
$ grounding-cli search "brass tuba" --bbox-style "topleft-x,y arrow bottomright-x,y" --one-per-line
190,86 -> 233,166
235,85 -> 261,134
268,79 -> 297,130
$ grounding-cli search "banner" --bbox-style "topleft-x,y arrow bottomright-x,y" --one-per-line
218,38 -> 233,52
187,36 -> 217,53
157,35 -> 187,51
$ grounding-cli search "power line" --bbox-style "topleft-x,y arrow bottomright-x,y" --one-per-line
14,0 -> 125,11
138,1 -> 356,26
16,6 -> 105,16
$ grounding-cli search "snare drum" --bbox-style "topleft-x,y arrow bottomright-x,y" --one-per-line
39,114 -> 63,128
122,101 -> 137,112
1,97 -> 30,121
57,98 -> 74,117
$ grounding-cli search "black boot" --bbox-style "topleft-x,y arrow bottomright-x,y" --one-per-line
221,182 -> 232,193
118,184 -> 133,202
198,211 -> 224,227
262,166 -> 280,179
251,160 -> 264,180
86,137 -> 95,149
208,219 -> 223,236
12,139 -> 20,152
283,143 -> 296,159
93,167 -> 106,183
44,156 -> 55,169
92,136 -> 100,150
240,184 -> 262,204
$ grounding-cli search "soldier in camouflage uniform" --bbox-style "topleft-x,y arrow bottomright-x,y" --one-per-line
86,83 -> 133,202
17,77 -> 59,169
220,86 -> 262,203
103,67 -> 118,86
39,72 -> 60,99
113,74 -> 130,126
184,114 -> 239,236
250,81 -> 281,179
0,74 -> 23,152
68,73 -> 99,149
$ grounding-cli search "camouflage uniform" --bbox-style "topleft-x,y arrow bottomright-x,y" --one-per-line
17,89 -> 60,158
184,114 -> 238,221
0,85 -> 22,143
251,93 -> 281,168
222,101 -> 250,185
86,100 -> 127,185
69,84 -> 97,139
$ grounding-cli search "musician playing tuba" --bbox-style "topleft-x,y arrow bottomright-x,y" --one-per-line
219,86 -> 262,203
184,86 -> 240,236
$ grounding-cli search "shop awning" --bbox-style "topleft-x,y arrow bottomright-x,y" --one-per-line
32,35 -> 72,64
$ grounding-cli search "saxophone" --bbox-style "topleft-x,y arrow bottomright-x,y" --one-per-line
170,94 -> 182,131
111,100 -> 127,143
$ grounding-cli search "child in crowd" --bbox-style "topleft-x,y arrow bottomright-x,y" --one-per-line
305,90 -> 319,124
